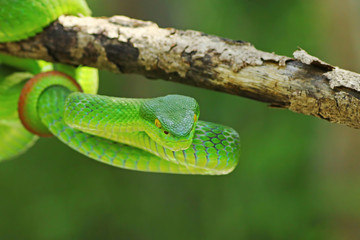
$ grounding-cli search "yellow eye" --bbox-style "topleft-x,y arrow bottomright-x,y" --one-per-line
155,119 -> 162,128
194,114 -> 197,122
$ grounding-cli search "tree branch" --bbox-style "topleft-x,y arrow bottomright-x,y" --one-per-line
1,15 -> 360,128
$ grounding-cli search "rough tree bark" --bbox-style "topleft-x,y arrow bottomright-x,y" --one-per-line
1,15 -> 360,129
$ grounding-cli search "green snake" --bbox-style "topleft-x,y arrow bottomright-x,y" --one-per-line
0,0 -> 240,174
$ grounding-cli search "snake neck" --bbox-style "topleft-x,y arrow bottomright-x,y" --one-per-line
64,92 -> 147,141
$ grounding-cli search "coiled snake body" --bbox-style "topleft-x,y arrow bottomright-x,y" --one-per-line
0,0 -> 240,174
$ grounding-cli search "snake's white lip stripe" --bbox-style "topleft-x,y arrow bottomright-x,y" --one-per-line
165,139 -> 190,144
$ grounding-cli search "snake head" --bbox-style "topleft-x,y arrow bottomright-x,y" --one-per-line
140,95 -> 200,151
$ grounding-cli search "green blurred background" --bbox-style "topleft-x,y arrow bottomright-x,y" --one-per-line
1,0 -> 360,239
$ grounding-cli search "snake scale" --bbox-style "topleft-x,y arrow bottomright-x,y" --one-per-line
0,0 -> 240,174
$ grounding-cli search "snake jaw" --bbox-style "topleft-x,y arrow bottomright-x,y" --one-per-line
164,139 -> 193,151
163,128 -> 197,151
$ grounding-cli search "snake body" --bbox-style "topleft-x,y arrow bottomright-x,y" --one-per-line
0,0 -> 240,174
0,0 -> 90,42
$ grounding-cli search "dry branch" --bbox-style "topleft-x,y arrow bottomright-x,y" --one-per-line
1,15 -> 360,128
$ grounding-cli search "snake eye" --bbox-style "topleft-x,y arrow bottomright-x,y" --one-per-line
194,114 -> 197,122
155,119 -> 162,128
164,130 -> 169,135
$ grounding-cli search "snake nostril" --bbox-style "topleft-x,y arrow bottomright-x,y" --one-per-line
164,130 -> 169,135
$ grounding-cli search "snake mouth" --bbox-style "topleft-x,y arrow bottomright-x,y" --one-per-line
163,139 -> 192,151
165,139 -> 190,143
